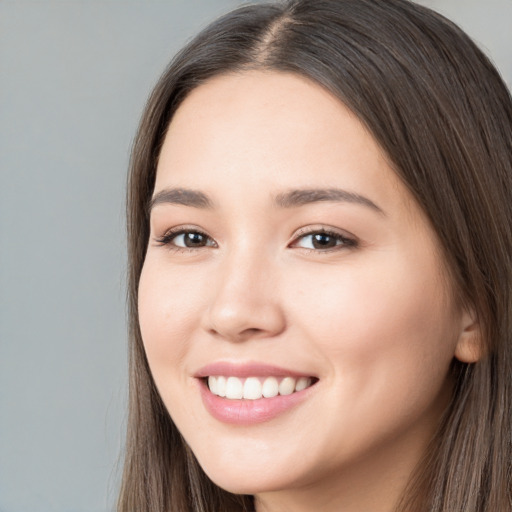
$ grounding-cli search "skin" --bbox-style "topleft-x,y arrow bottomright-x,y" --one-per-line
138,71 -> 479,512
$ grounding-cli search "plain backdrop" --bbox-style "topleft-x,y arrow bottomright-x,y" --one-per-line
0,1 -> 510,511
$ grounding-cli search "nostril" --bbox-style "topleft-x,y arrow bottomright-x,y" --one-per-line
208,325 -> 276,343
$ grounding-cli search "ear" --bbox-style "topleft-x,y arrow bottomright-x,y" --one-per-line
454,308 -> 483,363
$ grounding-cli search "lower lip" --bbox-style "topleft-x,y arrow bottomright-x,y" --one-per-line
198,380 -> 314,425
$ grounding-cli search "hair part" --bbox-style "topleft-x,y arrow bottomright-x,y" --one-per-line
120,1 -> 512,510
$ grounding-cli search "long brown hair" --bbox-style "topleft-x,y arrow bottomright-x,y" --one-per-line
119,1 -> 512,510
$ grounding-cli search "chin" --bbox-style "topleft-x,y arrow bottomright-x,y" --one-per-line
205,470 -> 288,496
194,449 -> 299,496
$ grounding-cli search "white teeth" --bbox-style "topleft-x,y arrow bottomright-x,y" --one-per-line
207,375 -> 314,399
295,377 -> 310,392
262,376 -> 279,398
208,376 -> 217,395
225,376 -> 243,399
216,376 -> 227,397
278,376 -> 296,396
243,377 -> 262,399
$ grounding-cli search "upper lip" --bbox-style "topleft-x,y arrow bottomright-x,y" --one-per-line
195,361 -> 317,379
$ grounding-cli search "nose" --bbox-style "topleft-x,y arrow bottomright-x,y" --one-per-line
202,251 -> 286,343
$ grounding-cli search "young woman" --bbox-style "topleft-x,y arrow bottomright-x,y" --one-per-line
118,1 -> 512,510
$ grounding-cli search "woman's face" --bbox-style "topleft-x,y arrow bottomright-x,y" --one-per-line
139,71 -> 473,508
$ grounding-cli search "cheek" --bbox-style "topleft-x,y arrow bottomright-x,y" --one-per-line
288,251 -> 459,407
278,254 -> 460,463
138,258 -> 204,375
137,257 -> 213,429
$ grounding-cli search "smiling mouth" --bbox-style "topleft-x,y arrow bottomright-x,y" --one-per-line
206,375 -> 318,400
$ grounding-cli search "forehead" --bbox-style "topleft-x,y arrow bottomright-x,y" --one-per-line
156,70 -> 407,215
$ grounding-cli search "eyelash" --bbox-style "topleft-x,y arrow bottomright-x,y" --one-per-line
291,227 -> 358,252
154,227 -> 215,252
154,226 -> 358,253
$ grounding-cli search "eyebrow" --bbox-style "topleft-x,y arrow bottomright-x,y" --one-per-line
149,188 -> 214,211
149,186 -> 384,215
274,188 -> 385,215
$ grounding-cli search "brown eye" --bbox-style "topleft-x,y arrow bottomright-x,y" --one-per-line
180,232 -> 208,247
292,230 -> 357,251
311,233 -> 338,249
158,230 -> 216,249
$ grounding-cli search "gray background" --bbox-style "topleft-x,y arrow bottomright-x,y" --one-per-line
1,1 -> 510,511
